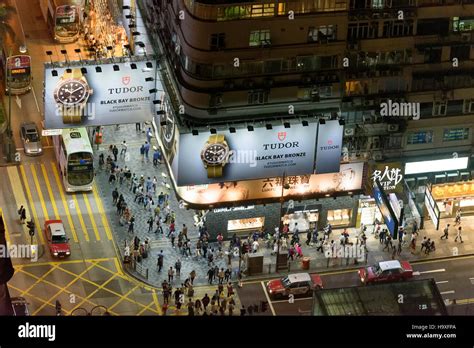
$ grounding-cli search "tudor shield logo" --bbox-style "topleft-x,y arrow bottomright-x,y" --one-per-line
122,76 -> 131,85
277,132 -> 287,141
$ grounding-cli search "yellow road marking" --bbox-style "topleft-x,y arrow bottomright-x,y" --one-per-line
50,163 -> 78,243
455,298 -> 474,305
70,272 -> 118,312
152,289 -> 162,315
30,164 -> 50,221
0,208 -> 11,244
40,164 -> 60,220
15,257 -> 113,268
19,263 -> 62,297
19,165 -> 45,244
82,193 -> 100,241
32,260 -> 99,315
108,284 -> 140,311
261,281 -> 276,316
71,193 -> 89,242
92,183 -> 113,240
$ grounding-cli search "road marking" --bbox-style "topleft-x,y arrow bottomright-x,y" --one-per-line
440,290 -> 455,295
436,281 -> 449,285
40,164 -> 60,219
455,298 -> 474,305
0,208 -> 11,244
413,269 -> 446,276
30,164 -> 50,221
152,289 -> 162,315
51,163 -> 78,243
92,183 -> 113,240
71,194 -> 90,242
31,85 -> 41,114
270,297 -> 312,304
82,193 -> 100,241
18,166 -> 45,244
260,281 -> 276,316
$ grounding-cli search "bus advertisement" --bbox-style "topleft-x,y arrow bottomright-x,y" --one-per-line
52,127 -> 94,192
5,55 -> 32,95
54,4 -> 80,43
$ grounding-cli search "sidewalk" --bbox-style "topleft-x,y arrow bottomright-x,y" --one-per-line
95,124 -> 474,289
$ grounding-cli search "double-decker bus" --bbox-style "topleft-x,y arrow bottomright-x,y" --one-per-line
40,0 -> 84,43
0,47 -> 32,95
52,127 -> 94,192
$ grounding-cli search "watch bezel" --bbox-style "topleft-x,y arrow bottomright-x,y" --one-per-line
53,78 -> 91,106
200,142 -> 230,166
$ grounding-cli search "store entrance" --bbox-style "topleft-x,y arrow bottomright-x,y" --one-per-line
281,204 -> 320,232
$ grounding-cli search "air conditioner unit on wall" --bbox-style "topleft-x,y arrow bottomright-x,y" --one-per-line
372,151 -> 383,161
363,115 -> 373,123
387,124 -> 399,132
344,128 -> 355,136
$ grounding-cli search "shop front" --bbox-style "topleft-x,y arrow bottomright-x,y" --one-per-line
357,196 -> 382,228
429,180 -> 474,218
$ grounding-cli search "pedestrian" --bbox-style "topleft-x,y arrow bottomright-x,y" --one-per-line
306,230 -> 312,246
182,224 -> 188,240
153,147 -> 160,167
118,169 -> 125,186
207,268 -> 214,284
140,144 -> 145,162
397,241 -> 402,256
202,293 -> 210,312
157,251 -> 164,272
240,305 -> 246,316
218,268 -> 225,284
190,270 -> 196,285
224,268 -> 231,282
454,208 -> 462,226
120,140 -> 127,156
18,205 -> 26,224
128,219 -> 135,234
112,188 -> 119,204
194,299 -> 202,315
237,270 -> 243,288
175,259 -> 181,276
420,237 -> 429,252
146,127 -> 153,144
144,141 -> 150,162
441,224 -> 450,240
112,145 -> 119,162
108,171 -> 116,185
147,216 -> 154,233
168,267 -> 175,282
227,282 -> 234,297
455,226 -> 463,243
136,122 -> 141,131
170,230 -> 176,247
187,299 -> 195,316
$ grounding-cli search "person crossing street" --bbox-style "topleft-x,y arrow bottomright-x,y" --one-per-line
455,226 -> 463,243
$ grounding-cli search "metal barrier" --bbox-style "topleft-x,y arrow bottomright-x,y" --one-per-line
133,259 -> 149,279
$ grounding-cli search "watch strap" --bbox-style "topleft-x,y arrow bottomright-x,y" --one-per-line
208,134 -> 225,143
207,166 -> 223,178
61,69 -> 85,124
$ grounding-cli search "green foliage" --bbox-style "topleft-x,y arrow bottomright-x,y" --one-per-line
0,2 -> 16,42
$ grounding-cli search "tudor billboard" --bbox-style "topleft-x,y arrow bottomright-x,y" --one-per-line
43,60 -> 160,128
174,124 -> 319,186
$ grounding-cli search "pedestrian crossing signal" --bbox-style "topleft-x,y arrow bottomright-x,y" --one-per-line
27,220 -> 35,236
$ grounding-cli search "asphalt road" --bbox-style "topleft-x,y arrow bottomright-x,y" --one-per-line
236,255 -> 474,316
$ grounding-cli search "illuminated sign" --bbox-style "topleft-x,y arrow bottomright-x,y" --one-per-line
424,185 -> 440,230
315,120 -> 344,174
373,179 -> 398,238
405,157 -> 469,175
6,55 -> 31,78
431,180 -> 474,200
369,162 -> 404,193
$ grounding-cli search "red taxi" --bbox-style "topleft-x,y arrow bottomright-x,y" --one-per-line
359,260 -> 413,285
267,273 -> 323,298
44,220 -> 71,258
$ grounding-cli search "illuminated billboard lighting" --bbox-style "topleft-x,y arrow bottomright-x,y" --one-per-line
405,157 -> 469,175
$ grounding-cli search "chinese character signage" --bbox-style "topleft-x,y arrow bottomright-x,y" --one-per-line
369,162 -> 404,193
431,180 -> 474,200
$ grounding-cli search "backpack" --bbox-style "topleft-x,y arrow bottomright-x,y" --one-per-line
140,146 -> 145,155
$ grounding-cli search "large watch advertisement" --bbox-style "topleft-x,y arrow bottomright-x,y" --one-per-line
43,60 -> 159,128
177,162 -> 364,205
175,124 -> 318,186
315,120 -> 344,174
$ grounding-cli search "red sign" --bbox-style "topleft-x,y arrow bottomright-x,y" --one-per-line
6,55 -> 31,77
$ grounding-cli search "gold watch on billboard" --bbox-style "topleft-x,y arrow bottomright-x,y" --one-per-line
200,134 -> 232,178
53,68 -> 93,124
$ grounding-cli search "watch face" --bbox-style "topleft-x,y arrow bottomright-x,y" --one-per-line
54,78 -> 90,106
202,143 -> 229,165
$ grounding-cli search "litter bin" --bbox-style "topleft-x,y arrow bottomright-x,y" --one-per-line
301,257 -> 310,270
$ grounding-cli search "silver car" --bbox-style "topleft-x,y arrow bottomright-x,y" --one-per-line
20,123 -> 42,156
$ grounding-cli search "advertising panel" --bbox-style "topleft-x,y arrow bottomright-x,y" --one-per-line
424,185 -> 440,230
315,120 -> 343,174
431,180 -> 474,200
44,60 -> 159,128
175,124 -> 318,186
55,5 -> 77,24
6,55 -> 31,78
369,162 -> 404,193
405,157 -> 469,175
177,162 -> 364,205
373,180 -> 398,238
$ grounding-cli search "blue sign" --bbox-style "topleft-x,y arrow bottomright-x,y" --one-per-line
373,181 -> 398,238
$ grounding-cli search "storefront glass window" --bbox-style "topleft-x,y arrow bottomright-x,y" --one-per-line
406,131 -> 433,145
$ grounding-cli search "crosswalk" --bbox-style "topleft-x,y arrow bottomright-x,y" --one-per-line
0,163 -> 113,246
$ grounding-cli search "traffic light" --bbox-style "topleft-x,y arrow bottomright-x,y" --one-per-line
260,301 -> 269,312
26,220 -> 35,237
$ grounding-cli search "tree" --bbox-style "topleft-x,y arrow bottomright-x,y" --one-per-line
0,1 -> 16,43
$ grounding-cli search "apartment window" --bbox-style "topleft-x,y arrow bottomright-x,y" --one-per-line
443,128 -> 469,142
450,45 -> 470,61
382,20 -> 413,37
250,4 -> 274,17
249,29 -> 271,46
248,90 -> 269,104
348,22 -> 377,40
452,17 -> 474,32
308,25 -> 337,42
264,59 -> 282,74
424,47 -> 442,63
462,99 -> 474,113
210,33 -> 226,50
407,131 -> 433,145
417,18 -> 449,36
320,55 -> 338,69
372,0 -> 384,8
297,56 -> 315,71
432,100 -> 447,116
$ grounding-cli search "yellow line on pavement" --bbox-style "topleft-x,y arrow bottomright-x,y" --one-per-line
82,193 -> 100,241
40,164 -> 60,219
0,208 -> 11,244
19,166 -> 45,244
19,263 -> 62,297
455,298 -> 474,305
32,260 -> 99,315
152,289 -> 162,315
92,183 -> 113,240
71,193 -> 89,242
50,163 -> 78,243
15,257 -> 114,268
108,283 -> 141,311
30,164 -> 50,221
261,281 -> 276,316
413,254 -> 474,265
